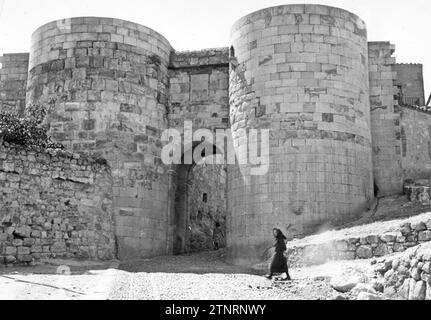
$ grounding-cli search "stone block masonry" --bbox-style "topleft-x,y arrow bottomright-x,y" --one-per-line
394,63 -> 425,106
26,17 -> 173,260
368,42 -> 403,196
0,53 -> 29,114
228,4 -> 373,265
0,142 -> 116,266
400,107 -> 431,180
187,163 -> 227,252
168,48 -> 230,132
167,48 -> 230,254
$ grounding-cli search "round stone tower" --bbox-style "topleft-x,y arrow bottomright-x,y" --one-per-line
27,17 -> 173,259
228,5 -> 373,264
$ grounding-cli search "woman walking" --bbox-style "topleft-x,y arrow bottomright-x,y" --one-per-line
266,228 -> 291,281
213,222 -> 223,251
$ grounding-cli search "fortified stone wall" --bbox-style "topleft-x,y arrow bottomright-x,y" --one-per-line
0,53 -> 29,114
394,63 -> 425,106
0,142 -> 116,266
167,49 -> 230,254
368,42 -> 403,196
0,5 -> 429,265
26,17 -> 173,260
228,4 -> 374,264
400,107 -> 431,180
168,48 -> 230,133
187,163 -> 227,252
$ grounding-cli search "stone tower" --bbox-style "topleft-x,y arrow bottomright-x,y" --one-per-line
228,4 -> 374,264
26,17 -> 173,259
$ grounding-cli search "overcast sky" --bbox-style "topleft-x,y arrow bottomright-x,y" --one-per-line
0,0 -> 429,98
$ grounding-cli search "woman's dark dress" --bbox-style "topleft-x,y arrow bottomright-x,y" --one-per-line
270,238 -> 289,274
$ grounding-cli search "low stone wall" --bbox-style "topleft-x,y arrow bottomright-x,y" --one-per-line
0,142 -> 116,266
284,215 -> 431,268
377,243 -> 431,300
404,180 -> 431,204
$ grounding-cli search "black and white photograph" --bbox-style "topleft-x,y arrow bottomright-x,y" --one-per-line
0,0 -> 430,311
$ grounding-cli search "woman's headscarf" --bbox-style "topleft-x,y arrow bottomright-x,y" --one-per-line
273,228 -> 287,240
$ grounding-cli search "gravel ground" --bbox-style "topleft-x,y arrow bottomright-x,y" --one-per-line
109,250 -> 342,300
0,249 -> 378,300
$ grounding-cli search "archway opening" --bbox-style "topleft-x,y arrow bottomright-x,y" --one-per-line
172,142 -> 227,255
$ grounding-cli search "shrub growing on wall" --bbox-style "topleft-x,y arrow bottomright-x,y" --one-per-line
0,104 -> 64,150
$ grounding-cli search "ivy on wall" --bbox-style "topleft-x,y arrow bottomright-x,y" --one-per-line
0,104 -> 64,150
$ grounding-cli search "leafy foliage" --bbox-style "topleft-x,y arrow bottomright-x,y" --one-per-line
0,104 -> 64,150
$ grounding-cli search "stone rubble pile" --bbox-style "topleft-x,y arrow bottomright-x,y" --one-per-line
375,242 -> 431,300
287,219 -> 431,268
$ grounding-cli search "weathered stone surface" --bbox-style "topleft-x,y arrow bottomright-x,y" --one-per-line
336,251 -> 356,261
400,224 -> 412,236
330,274 -> 366,293
186,162 -> 227,253
410,268 -> 421,281
396,235 -> 407,243
4,255 -> 16,264
374,262 -> 390,275
0,53 -> 29,114
419,231 -> 431,242
384,270 -> 399,287
381,233 -> 397,243
374,244 -> 389,257
330,295 -> 348,300
334,240 -> 349,251
408,278 -> 417,300
357,246 -> 373,259
412,222 -> 428,232
366,235 -> 379,245
14,226 -> 31,238
391,259 -> 400,270
427,283 -> 431,300
411,281 -> 426,300
422,262 -> 431,274
228,4 -> 373,263
348,238 -> 360,245
0,142 -> 116,266
4,246 -> 17,255
351,283 -> 377,296
399,279 -> 410,299
393,243 -> 405,252
371,280 -> 385,293
17,247 -> 30,255
398,265 -> 410,276
356,292 -> 383,300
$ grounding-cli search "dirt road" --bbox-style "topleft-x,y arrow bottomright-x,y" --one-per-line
0,250 -> 374,300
